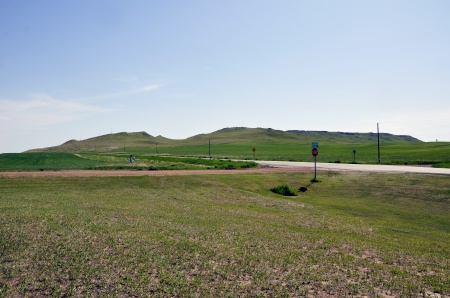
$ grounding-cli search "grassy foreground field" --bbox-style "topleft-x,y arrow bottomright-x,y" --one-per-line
1,172 -> 449,297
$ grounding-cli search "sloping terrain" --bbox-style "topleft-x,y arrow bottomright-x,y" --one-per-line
29,131 -> 174,153
27,127 -> 421,153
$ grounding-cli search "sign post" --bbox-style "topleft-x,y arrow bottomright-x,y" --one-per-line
311,142 -> 319,181
252,147 -> 256,159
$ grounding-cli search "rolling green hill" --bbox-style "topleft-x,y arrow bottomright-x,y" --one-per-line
286,129 -> 419,143
29,131 -> 175,153
22,127 -> 450,167
181,127 -> 420,144
28,127 -> 421,153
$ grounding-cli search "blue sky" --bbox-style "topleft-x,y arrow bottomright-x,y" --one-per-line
1,1 -> 449,153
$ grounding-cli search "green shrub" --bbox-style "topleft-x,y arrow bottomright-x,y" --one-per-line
223,164 -> 236,170
270,184 -> 297,196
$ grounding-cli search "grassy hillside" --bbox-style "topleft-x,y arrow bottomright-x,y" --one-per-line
1,172 -> 448,296
31,131 -> 174,153
28,127 -> 421,153
184,127 -> 303,144
24,127 -> 450,167
287,130 -> 419,143
186,127 -> 420,144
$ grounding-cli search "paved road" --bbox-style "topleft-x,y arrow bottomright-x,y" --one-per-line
256,161 -> 450,176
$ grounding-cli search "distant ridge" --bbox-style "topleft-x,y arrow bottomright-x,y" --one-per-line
286,130 -> 420,143
27,127 -> 421,153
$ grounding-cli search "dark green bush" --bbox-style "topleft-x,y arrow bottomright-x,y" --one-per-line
270,184 -> 297,196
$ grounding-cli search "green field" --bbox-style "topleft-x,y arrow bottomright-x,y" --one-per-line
19,141 -> 450,168
0,153 -> 257,172
5,140 -> 450,172
1,172 -> 449,297
149,141 -> 450,166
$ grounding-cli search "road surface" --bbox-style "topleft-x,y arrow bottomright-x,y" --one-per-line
1,162 -> 449,178
256,161 -> 450,176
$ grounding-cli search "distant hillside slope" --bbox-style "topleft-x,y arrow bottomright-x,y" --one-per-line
286,130 -> 420,143
28,132 -> 174,153
27,127 -> 421,153
188,127 -> 421,144
182,127 -> 301,144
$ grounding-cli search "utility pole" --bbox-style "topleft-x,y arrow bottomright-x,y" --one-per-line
209,139 -> 211,158
377,123 -> 380,164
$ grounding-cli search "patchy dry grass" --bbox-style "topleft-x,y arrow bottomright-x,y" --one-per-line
0,172 -> 449,297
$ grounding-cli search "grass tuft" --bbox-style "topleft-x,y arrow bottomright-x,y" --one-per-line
270,184 -> 297,196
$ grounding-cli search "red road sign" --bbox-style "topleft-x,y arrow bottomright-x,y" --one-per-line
312,147 -> 318,157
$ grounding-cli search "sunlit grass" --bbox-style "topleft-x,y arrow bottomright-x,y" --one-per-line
0,172 -> 449,296
0,153 -> 257,172
130,141 -> 450,167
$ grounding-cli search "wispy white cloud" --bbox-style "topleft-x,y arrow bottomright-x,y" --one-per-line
0,94 -> 109,131
86,83 -> 161,101
0,83 -> 161,134
132,84 -> 159,93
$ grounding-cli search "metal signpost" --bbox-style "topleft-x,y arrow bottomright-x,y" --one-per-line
377,123 -> 380,163
312,142 -> 319,180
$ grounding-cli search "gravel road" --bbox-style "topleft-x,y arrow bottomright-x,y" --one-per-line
1,161 -> 449,177
256,161 -> 450,176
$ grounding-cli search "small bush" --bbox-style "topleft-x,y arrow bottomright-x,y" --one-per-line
270,184 -> 297,196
